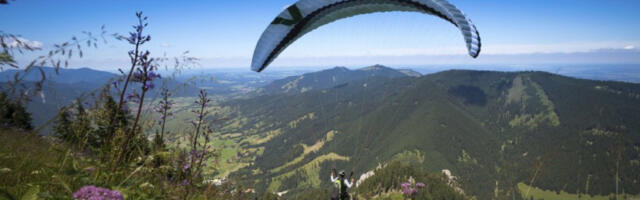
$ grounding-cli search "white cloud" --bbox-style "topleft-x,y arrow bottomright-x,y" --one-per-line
6,37 -> 43,49
624,45 -> 635,50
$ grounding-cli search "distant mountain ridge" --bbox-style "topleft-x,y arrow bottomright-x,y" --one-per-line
397,68 -> 421,77
0,67 -> 200,134
256,64 -> 413,95
0,67 -> 117,87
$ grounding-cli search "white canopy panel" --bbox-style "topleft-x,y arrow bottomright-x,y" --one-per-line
252,0 -> 481,72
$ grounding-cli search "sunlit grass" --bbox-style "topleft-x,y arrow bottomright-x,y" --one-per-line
268,153 -> 349,192
517,183 -> 639,200
271,130 -> 338,173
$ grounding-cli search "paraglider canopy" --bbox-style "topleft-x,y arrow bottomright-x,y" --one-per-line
251,0 -> 481,72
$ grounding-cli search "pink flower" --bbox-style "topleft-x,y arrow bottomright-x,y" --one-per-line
72,185 -> 123,200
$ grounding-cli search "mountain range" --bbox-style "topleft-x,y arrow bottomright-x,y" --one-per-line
2,65 -> 639,199
211,65 -> 640,199
255,65 -> 419,95
0,67 -> 201,134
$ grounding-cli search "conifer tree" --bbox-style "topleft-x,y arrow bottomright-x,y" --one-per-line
53,107 -> 74,142
0,92 -> 33,130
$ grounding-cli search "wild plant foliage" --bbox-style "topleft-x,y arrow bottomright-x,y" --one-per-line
1,25 -> 107,104
154,88 -> 173,148
355,161 -> 466,200
0,11 -> 248,199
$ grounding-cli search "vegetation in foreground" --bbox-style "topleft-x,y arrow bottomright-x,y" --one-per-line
1,3 -> 639,200
1,12 -> 252,199
1,10 -> 466,199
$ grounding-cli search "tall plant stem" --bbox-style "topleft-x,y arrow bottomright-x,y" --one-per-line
112,89 -> 147,172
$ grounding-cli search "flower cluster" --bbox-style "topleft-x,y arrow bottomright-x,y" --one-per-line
171,153 -> 195,187
195,90 -> 212,108
132,70 -> 161,89
155,89 -> 173,125
130,51 -> 161,91
181,89 -> 218,186
190,90 -> 212,126
401,181 -> 426,197
125,92 -> 140,103
124,27 -> 151,45
118,12 -> 151,46
72,185 -> 123,200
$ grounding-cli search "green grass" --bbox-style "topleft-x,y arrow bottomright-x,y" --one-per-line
288,112 -> 315,129
507,75 -> 560,128
245,128 -> 281,145
170,134 -> 251,179
506,76 -> 527,105
0,129 -> 93,199
149,97 -> 259,179
267,153 -> 349,192
517,183 -> 639,200
270,130 -> 337,173
209,139 -> 242,177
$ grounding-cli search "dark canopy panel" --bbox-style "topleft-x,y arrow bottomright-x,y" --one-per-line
251,0 -> 481,72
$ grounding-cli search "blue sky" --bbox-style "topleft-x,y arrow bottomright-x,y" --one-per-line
2,0 -> 640,71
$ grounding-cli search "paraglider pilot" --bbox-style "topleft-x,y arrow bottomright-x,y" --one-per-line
331,169 -> 354,200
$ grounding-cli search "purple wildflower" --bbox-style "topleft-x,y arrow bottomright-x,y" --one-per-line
128,32 -> 137,44
125,93 -> 139,103
72,185 -> 123,200
183,163 -> 191,170
125,93 -> 135,100
401,181 -> 426,197
121,104 -> 129,112
143,81 -> 154,90
148,71 -> 161,79
132,71 -> 144,82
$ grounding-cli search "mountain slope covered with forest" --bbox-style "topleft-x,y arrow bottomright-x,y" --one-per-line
213,68 -> 640,199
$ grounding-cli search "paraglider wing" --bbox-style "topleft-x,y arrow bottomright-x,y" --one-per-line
251,0 -> 481,72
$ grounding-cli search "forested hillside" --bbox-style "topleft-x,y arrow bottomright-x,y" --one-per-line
215,68 -> 640,199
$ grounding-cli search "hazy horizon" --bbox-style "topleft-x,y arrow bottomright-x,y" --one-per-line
2,0 -> 640,71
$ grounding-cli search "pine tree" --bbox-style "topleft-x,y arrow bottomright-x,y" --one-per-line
72,99 -> 94,148
94,95 -> 127,147
53,107 -> 74,143
0,92 -> 33,130
9,100 -> 32,130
